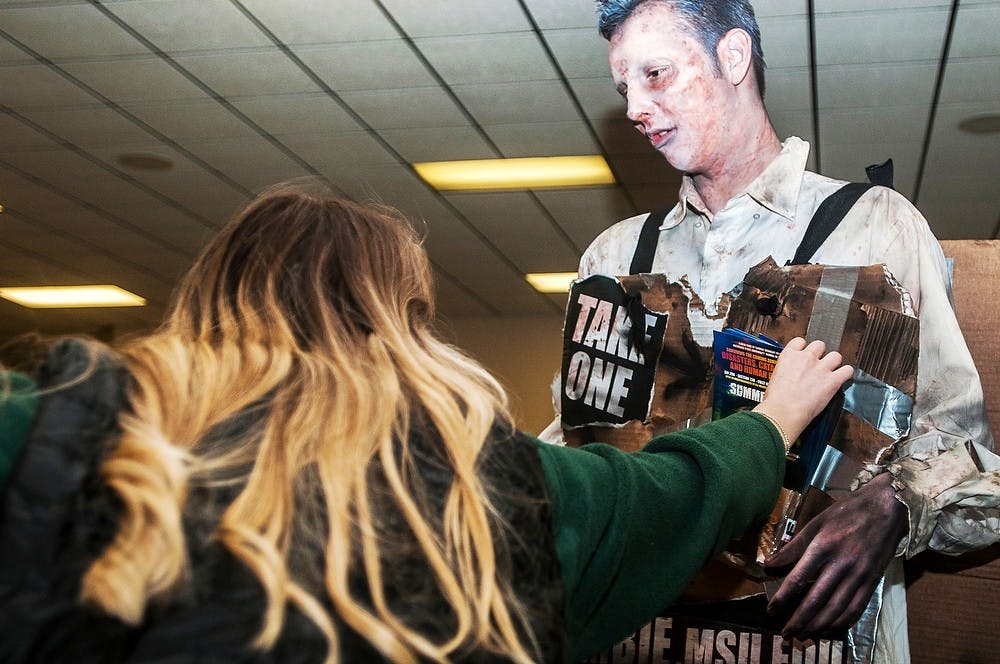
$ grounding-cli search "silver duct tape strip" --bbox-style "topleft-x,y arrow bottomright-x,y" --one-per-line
811,445 -> 847,492
843,368 -> 914,440
806,266 -> 860,351
847,575 -> 885,664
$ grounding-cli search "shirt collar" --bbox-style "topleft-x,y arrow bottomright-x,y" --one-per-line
745,136 -> 809,220
666,136 -> 810,227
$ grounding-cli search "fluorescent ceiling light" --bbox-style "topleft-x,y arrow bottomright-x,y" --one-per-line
414,156 -> 615,191
0,285 -> 146,308
525,272 -> 578,293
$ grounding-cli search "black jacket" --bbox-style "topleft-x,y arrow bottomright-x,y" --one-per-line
0,339 -> 565,662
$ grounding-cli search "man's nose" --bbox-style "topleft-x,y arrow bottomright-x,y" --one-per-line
625,90 -> 653,125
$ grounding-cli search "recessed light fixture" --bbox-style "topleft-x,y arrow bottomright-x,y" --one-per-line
414,156 -> 615,191
0,285 -> 147,308
958,114 -> 1000,135
117,153 -> 174,171
525,272 -> 578,293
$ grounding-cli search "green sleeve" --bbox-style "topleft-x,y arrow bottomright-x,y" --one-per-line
534,411 -> 786,661
0,372 -> 39,489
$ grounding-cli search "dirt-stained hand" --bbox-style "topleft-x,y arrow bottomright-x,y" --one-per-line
762,471 -> 907,639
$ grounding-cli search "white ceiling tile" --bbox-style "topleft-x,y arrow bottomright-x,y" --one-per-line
319,160 -> 428,206
338,87 -> 468,129
294,40 -> 437,91
416,33 -> 558,85
522,0 -> 600,29
64,212 -> 193,277
819,106 -> 928,145
939,58 -> 1000,104
484,120 -> 602,157
453,80 -> 577,124
432,270 -> 498,318
274,131 -> 399,171
60,57 -> 207,103
2,149 -> 132,202
761,67 -> 812,112
0,207 -> 183,286
543,28 -> 612,79
817,63 -> 937,110
123,180 -> 247,226
768,109 -> 815,145
0,62 -> 101,107
0,4 -> 147,58
753,0 -> 808,18
916,186 -> 998,240
934,100 -> 1000,136
923,115 -> 1000,174
17,104 -> 157,146
0,250 -> 83,287
0,35 -> 35,63
379,0 -> 531,37
952,4 -> 1000,58
821,141 -> 922,197
430,246 -> 557,315
237,0 -> 399,44
122,98 -> 260,140
173,50 -> 320,96
183,136 -> 313,189
22,169 -> 214,257
592,117 -> 653,156
103,0 -> 271,51
569,76 -> 626,121
80,142 -> 248,218
0,112 -> 62,150
229,93 -> 362,134
378,126 -> 498,162
815,0 -> 952,11
534,187 -> 638,250
757,15 -> 810,69
444,191 -> 580,271
114,203 -> 219,256
607,154 -> 682,186
625,183 -> 680,214
816,8 -> 949,66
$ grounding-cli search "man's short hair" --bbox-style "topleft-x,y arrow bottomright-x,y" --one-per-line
596,0 -> 767,98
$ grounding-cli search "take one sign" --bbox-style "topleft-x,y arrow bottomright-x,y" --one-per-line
561,275 -> 669,428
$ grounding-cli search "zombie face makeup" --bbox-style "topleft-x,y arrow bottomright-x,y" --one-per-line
608,2 -> 741,178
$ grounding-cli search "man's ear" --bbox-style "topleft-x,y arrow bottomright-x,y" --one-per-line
718,28 -> 753,86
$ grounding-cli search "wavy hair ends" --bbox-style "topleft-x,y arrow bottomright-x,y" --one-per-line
82,182 -> 533,662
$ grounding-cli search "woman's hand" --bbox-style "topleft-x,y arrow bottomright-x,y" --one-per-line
752,337 -> 854,447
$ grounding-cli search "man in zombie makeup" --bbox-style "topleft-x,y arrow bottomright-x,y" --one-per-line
547,1 -> 998,662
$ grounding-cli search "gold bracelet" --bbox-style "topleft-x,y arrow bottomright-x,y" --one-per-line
754,410 -> 792,453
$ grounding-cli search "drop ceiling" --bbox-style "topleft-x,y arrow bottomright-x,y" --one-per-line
0,0 -> 997,338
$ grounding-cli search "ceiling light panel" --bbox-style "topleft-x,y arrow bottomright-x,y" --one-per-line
414,156 -> 615,191
525,272 -> 578,294
0,285 -> 147,308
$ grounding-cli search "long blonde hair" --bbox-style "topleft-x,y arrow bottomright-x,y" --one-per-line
80,183 -> 537,662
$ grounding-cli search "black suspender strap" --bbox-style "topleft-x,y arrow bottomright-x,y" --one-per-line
865,158 -> 894,189
628,207 -> 671,274
629,158 -> 892,271
787,182 -> 875,266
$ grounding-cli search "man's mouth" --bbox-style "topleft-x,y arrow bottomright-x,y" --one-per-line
648,128 -> 675,149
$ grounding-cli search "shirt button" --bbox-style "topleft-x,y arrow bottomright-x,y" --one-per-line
753,213 -> 761,220
694,221 -> 703,228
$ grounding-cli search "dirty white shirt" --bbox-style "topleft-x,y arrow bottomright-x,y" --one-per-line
562,136 -> 998,662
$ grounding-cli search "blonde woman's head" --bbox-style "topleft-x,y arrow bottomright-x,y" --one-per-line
80,183 -> 535,663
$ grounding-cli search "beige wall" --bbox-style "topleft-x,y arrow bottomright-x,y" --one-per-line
441,315 -> 565,436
